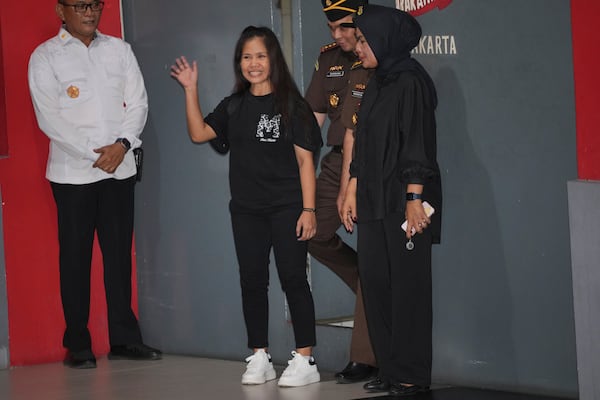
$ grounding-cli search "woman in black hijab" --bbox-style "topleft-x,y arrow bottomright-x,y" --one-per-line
342,4 -> 442,396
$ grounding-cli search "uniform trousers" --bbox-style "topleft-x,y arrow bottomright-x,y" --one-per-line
231,206 -> 316,349
51,177 -> 142,352
308,150 -> 376,366
357,212 -> 432,387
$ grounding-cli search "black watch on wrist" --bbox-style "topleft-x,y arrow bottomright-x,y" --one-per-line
406,192 -> 422,201
116,138 -> 131,151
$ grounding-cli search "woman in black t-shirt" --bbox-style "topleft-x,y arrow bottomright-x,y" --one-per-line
171,26 -> 322,388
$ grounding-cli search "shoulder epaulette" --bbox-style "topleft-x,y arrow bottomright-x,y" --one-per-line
320,42 -> 339,53
351,60 -> 363,70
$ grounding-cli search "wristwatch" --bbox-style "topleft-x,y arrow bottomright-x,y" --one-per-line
406,192 -> 422,201
115,138 -> 131,151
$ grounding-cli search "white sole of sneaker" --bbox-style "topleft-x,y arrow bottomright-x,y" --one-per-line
277,371 -> 320,387
241,368 -> 277,385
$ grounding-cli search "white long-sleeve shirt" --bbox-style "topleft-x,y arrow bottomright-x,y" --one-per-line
28,27 -> 148,184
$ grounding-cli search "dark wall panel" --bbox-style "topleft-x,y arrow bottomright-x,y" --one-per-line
126,0 -> 578,395
418,1 -> 576,395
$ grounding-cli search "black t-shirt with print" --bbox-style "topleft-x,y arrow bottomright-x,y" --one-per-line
205,90 -> 321,212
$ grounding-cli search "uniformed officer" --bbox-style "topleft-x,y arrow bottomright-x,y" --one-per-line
305,0 -> 376,385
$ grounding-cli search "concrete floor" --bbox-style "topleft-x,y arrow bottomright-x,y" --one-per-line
0,355 -> 387,400
0,355 -> 573,400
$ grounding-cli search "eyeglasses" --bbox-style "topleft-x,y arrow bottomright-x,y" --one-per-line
60,1 -> 104,14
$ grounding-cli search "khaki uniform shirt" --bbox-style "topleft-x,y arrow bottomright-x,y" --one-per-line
305,43 -> 372,146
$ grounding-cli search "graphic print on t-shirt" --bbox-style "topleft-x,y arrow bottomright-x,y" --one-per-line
256,113 -> 282,142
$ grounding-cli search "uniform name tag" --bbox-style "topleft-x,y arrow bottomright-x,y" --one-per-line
351,90 -> 364,99
326,71 -> 345,78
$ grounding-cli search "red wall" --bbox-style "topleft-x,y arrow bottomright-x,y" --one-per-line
0,20 -> 7,156
571,1 -> 600,180
0,0 -> 135,365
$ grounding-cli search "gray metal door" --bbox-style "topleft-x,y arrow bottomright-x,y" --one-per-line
122,0 -> 295,362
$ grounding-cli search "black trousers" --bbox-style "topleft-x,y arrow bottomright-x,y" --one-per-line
308,150 -> 375,366
357,213 -> 432,387
231,206 -> 316,349
51,177 -> 142,352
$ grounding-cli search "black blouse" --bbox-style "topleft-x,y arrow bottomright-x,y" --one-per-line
350,67 -> 442,242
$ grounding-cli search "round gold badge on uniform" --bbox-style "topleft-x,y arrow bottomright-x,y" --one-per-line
329,93 -> 339,108
66,85 -> 80,99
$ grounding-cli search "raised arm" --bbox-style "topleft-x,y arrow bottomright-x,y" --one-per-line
170,56 -> 217,143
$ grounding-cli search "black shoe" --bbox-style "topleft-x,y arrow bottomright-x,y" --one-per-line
389,383 -> 430,396
363,377 -> 390,392
335,362 -> 378,384
64,349 -> 96,369
108,343 -> 162,361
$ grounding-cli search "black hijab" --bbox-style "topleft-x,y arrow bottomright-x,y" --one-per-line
354,4 -> 437,106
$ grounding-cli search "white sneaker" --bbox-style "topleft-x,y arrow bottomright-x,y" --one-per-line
277,351 -> 321,387
241,349 -> 277,385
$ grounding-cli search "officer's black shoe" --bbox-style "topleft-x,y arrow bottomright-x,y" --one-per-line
64,349 -> 96,369
335,361 -> 378,384
389,383 -> 430,396
363,377 -> 391,392
108,343 -> 162,361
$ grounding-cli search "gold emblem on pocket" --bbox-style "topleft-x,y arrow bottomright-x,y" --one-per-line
352,113 -> 358,126
66,85 -> 80,99
329,93 -> 339,108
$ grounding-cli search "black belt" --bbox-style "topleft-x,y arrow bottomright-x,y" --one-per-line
331,145 -> 343,154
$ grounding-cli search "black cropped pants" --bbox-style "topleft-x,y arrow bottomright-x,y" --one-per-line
231,206 -> 316,350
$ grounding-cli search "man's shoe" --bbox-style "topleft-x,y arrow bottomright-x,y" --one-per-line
277,351 -> 320,387
64,349 -> 96,369
108,343 -> 162,361
363,377 -> 391,392
241,349 -> 277,385
335,361 -> 378,383
389,383 -> 430,396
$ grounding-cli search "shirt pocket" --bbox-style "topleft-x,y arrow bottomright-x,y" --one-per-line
99,55 -> 127,123
324,74 -> 348,111
103,55 -> 126,91
323,67 -> 348,92
54,65 -> 96,123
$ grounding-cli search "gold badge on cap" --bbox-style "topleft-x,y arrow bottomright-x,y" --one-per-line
352,113 -> 358,126
357,5 -> 364,15
66,85 -> 80,99
326,0 -> 332,5
329,93 -> 340,108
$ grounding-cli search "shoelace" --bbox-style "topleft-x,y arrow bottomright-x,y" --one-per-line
245,352 -> 267,371
283,351 -> 305,374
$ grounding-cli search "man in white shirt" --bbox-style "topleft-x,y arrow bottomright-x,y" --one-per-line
28,0 -> 160,368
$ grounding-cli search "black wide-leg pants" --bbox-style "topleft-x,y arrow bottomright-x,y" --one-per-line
357,212 -> 433,387
308,150 -> 375,365
51,177 -> 142,352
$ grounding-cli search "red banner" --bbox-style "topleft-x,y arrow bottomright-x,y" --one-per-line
396,0 -> 453,16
